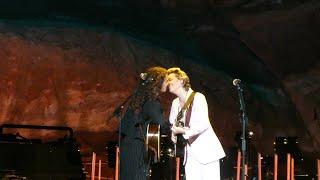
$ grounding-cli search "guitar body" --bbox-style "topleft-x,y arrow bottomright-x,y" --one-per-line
146,125 -> 178,179
174,119 -> 187,159
146,124 -> 161,163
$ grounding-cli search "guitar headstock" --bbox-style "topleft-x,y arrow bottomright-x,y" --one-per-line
175,111 -> 185,127
177,111 -> 183,120
175,120 -> 184,127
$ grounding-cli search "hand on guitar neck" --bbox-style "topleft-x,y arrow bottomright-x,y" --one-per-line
171,124 -> 190,158
171,111 -> 187,136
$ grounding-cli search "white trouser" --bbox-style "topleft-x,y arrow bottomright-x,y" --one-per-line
185,154 -> 221,180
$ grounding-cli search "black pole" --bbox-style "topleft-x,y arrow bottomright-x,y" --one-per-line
234,80 -> 248,180
107,95 -> 132,180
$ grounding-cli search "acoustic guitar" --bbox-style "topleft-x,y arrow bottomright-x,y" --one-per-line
145,124 -> 161,163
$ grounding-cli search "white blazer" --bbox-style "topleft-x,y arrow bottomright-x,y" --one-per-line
169,89 -> 225,164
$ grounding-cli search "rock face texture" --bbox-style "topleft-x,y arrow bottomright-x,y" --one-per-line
233,1 -> 320,155
0,18 -> 318,158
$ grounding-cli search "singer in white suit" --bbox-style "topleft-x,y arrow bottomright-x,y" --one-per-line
166,67 -> 225,180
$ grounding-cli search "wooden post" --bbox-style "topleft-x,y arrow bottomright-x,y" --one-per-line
287,153 -> 291,180
291,158 -> 294,180
176,157 -> 180,180
317,159 -> 319,180
236,150 -> 241,180
115,147 -> 119,180
91,152 -> 96,180
274,154 -> 278,180
98,160 -> 102,180
317,159 -> 320,180
258,153 -> 262,180
244,164 -> 248,180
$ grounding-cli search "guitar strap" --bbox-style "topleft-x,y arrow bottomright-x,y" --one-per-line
177,91 -> 200,145
185,100 -> 193,128
176,91 -> 196,123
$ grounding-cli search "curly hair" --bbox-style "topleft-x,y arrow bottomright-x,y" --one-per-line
129,66 -> 167,112
167,67 -> 191,91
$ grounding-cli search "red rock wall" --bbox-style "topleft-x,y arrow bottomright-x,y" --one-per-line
0,20 -> 317,161
233,1 -> 320,155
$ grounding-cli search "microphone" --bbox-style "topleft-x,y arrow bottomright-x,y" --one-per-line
233,79 -> 241,86
140,73 -> 147,80
140,72 -> 154,86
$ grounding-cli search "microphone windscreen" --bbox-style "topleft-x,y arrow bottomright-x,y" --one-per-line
233,79 -> 241,86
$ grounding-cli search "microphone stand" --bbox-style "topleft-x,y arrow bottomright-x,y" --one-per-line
235,83 -> 248,180
107,95 -> 132,180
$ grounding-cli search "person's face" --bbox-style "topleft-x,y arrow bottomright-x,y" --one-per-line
166,73 -> 184,94
160,74 -> 168,92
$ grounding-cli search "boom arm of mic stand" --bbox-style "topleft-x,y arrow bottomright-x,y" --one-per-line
236,86 -> 246,113
106,95 -> 132,122
106,105 -> 124,122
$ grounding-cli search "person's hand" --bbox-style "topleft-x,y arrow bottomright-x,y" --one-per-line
171,133 -> 177,143
171,126 -> 186,135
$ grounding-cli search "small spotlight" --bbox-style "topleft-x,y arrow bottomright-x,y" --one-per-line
249,131 -> 254,136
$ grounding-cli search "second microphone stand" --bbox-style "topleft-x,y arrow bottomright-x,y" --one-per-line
235,83 -> 249,180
